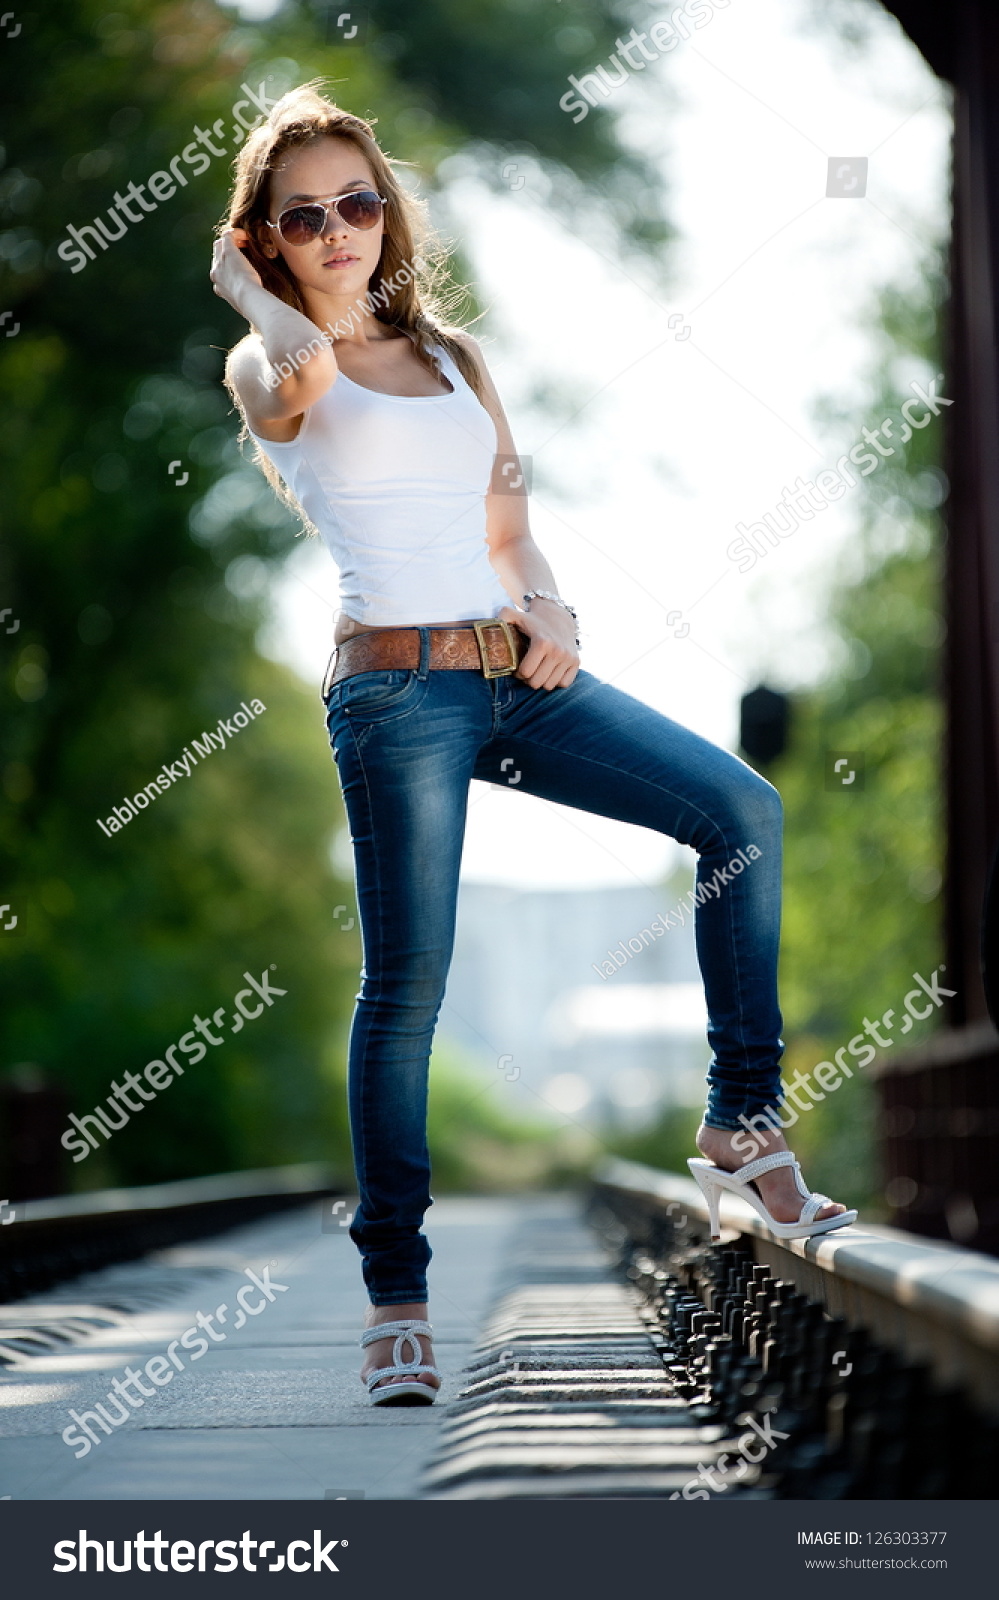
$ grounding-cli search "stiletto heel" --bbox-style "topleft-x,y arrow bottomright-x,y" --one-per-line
688,1152 -> 857,1241
359,1319 -> 441,1406
691,1167 -> 723,1240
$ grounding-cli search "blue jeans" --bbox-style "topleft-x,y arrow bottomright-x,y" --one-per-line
324,633 -> 785,1303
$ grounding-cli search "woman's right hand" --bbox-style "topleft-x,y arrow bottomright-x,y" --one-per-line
210,227 -> 264,313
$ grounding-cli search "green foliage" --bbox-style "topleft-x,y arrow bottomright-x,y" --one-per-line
599,1102 -> 702,1177
358,0 -> 673,249
760,278 -> 946,1211
426,1045 -> 596,1192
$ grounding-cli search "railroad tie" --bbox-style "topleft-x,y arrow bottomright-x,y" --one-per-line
422,1197 -> 757,1499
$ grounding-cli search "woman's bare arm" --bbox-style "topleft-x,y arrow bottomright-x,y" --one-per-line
210,228 -> 338,439
457,332 -> 580,690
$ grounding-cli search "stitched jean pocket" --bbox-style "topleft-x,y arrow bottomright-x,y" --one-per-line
339,669 -> 427,723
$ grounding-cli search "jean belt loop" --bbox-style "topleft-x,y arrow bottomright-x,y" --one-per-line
417,626 -> 431,681
321,648 -> 337,703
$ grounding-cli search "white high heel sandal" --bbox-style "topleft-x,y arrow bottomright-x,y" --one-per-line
359,1319 -> 442,1406
688,1151 -> 858,1242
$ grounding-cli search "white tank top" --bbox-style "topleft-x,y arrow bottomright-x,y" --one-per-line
247,342 -> 512,627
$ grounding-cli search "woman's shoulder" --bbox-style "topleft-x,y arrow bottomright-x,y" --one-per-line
439,327 -> 501,412
226,329 -> 265,377
446,327 -> 484,361
439,326 -> 492,388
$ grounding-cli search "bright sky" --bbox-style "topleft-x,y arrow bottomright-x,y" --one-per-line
258,0 -> 950,891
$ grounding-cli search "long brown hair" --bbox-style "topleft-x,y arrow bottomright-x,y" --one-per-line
219,81 -> 486,523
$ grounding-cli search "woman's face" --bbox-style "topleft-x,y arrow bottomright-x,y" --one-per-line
261,136 -> 386,306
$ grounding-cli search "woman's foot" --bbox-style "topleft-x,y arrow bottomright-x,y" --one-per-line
360,1301 -> 441,1396
695,1123 -> 848,1225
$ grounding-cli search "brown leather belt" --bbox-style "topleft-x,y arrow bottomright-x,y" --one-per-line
324,618 -> 528,697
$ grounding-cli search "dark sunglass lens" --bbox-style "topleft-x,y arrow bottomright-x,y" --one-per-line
279,204 -> 325,244
338,191 -> 383,229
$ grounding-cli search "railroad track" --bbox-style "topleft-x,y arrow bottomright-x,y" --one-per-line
3,1162 -> 996,1500
424,1170 -> 999,1500
592,1161 -> 999,1498
0,1164 -> 342,1363
424,1198 -> 766,1499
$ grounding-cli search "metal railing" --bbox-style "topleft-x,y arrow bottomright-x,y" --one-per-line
590,1159 -> 999,1497
0,1162 -> 342,1303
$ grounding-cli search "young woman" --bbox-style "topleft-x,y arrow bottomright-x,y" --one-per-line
211,84 -> 855,1407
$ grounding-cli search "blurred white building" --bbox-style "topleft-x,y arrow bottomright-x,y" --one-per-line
438,881 -> 711,1129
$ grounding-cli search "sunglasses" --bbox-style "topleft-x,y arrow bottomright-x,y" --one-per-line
266,189 -> 387,246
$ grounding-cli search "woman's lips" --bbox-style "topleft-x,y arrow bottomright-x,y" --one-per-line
323,254 -> 358,268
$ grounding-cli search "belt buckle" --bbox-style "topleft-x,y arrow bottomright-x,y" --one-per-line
473,618 -> 519,678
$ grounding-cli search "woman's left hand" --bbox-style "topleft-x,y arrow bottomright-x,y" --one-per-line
499,603 -> 580,691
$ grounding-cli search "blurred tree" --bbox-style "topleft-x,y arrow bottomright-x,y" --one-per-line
343,0 -> 674,249
0,0 -> 672,1192
757,276 -> 946,1211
